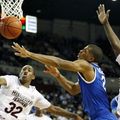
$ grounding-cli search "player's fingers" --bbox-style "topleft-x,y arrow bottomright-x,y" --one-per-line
96,10 -> 99,16
13,42 -> 22,50
98,4 -> 102,12
99,4 -> 104,13
14,52 -> 20,56
106,10 -> 110,19
13,42 -> 16,45
22,45 -> 26,50
45,65 -> 50,69
102,4 -> 105,11
11,45 -> 16,50
107,10 -> 110,16
44,65 -> 52,72
13,42 -> 19,47
11,45 -> 20,52
21,46 -> 27,52
43,70 -> 49,74
43,67 -> 52,74
101,4 -> 106,14
45,65 -> 55,70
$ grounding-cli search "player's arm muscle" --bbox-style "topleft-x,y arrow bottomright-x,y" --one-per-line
56,74 -> 80,95
30,53 -> 79,71
104,22 -> 120,56
0,76 -> 7,85
29,52 -> 87,72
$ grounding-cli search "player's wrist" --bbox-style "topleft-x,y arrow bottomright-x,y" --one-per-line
102,19 -> 109,25
28,51 -> 33,58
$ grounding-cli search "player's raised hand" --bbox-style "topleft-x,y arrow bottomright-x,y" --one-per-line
44,65 -> 60,78
96,4 -> 110,24
12,42 -> 30,58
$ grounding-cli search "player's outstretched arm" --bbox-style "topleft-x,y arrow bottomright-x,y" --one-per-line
12,42 -> 88,73
97,4 -> 120,56
47,105 -> 83,120
44,65 -> 80,95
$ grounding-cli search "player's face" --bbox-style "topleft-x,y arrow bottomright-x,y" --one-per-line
19,65 -> 35,82
77,46 -> 94,61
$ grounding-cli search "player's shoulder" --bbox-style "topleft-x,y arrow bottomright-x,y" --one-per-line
0,75 -> 19,87
29,85 -> 36,91
29,85 -> 46,100
74,59 -> 91,70
1,75 -> 18,80
29,85 -> 42,95
74,59 -> 89,64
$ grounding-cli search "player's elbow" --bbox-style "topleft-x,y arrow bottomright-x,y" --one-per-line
47,105 -> 59,114
68,85 -> 80,96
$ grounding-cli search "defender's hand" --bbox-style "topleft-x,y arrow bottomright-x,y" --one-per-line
96,4 -> 110,24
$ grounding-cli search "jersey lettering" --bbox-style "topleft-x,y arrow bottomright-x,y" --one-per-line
97,67 -> 106,91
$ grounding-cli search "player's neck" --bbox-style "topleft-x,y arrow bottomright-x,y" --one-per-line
21,81 -> 31,88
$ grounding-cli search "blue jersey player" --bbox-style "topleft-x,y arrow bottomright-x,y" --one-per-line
44,63 -> 117,120
12,43 -> 117,120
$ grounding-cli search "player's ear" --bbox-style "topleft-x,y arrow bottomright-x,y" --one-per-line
32,68 -> 36,80
32,74 -> 35,80
89,56 -> 95,62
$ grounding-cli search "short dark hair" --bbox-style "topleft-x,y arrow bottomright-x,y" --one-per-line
88,44 -> 103,63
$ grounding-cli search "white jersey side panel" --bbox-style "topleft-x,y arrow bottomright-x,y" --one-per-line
34,90 -> 51,109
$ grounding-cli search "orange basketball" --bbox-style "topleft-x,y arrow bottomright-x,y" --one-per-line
1,16 -> 22,39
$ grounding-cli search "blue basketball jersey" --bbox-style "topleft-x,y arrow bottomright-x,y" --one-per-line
78,63 -> 117,119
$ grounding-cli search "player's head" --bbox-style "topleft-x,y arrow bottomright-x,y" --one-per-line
19,65 -> 35,83
78,44 -> 103,63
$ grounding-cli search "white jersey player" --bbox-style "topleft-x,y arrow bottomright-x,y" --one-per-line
0,75 -> 50,120
0,65 -> 82,120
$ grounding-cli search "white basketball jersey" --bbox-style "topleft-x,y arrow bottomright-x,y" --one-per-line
116,54 -> 120,65
0,75 -> 51,120
26,113 -> 52,120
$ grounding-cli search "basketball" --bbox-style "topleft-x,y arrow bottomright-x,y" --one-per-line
0,16 -> 22,39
